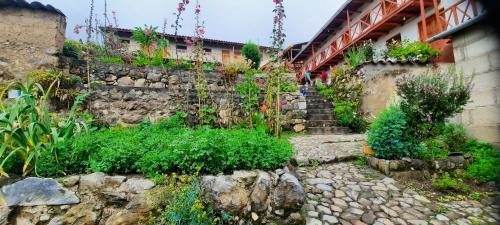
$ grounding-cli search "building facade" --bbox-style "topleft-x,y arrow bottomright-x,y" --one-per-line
0,0 -> 66,82
107,28 -> 271,65
290,0 -> 499,146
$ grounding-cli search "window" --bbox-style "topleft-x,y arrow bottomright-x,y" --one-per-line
203,48 -> 212,55
176,45 -> 188,53
120,39 -> 130,44
386,33 -> 401,45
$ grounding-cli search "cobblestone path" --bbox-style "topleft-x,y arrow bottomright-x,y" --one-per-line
291,135 -> 500,225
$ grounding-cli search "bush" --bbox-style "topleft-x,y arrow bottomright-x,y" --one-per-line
222,60 -> 251,79
420,123 -> 467,159
280,80 -> 298,93
461,140 -> 500,183
396,70 -> 472,140
367,105 -> 422,160
344,43 -> 372,68
241,42 -> 261,69
334,101 -> 355,127
63,40 -> 85,59
387,39 -> 440,62
432,172 -> 470,193
37,113 -> 293,177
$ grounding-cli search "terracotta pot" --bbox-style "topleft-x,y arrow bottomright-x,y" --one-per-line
363,142 -> 374,156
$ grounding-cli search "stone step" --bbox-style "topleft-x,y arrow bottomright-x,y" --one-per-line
306,103 -> 332,109
308,114 -> 334,120
306,98 -> 330,103
307,126 -> 351,135
306,120 -> 337,127
308,108 -> 332,114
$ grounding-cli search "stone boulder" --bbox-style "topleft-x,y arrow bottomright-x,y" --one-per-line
202,170 -> 305,225
1,177 -> 80,207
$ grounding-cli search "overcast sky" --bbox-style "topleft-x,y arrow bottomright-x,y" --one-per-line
31,0 -> 345,47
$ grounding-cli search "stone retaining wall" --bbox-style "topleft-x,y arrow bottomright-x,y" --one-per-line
0,169 -> 305,225
64,61 -> 306,130
366,154 -> 473,176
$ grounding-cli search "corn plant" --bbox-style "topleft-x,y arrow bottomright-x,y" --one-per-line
0,81 -> 88,177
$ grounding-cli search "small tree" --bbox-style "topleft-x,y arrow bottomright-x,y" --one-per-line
396,69 -> 473,140
241,42 -> 262,69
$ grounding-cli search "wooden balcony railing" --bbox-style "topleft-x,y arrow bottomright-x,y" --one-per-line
302,0 -> 416,75
438,0 -> 482,33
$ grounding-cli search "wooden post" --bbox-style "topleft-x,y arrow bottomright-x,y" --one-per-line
433,0 -> 443,33
419,0 -> 429,40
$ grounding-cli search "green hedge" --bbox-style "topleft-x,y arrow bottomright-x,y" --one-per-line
37,113 -> 293,177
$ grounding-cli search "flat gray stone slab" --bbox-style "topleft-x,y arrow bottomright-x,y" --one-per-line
1,177 -> 80,207
291,134 -> 365,165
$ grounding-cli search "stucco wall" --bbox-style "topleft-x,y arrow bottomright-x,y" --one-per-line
359,63 -> 450,120
0,8 -> 66,82
451,23 -> 500,147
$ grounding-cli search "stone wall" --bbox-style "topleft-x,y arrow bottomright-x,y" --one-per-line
451,23 -> 500,147
66,62 -> 307,130
0,6 -> 66,82
0,169 -> 305,225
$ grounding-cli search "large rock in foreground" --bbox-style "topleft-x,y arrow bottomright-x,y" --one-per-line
1,177 -> 80,207
202,170 -> 305,225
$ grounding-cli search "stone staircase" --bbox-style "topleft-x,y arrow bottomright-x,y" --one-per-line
305,87 -> 350,135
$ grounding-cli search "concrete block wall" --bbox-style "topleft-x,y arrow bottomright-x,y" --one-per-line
452,23 -> 500,147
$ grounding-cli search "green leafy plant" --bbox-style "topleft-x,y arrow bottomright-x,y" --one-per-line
334,101 -> 355,127
131,25 -> 159,57
236,72 -> 261,128
27,68 -> 82,109
420,123 -> 467,159
387,39 -> 440,62
344,44 -> 371,68
432,172 -> 470,193
199,107 -> 217,126
280,80 -> 298,93
367,105 -> 422,160
241,42 -> 262,69
461,140 -> 500,183
96,57 -> 125,64
396,70 -> 472,141
37,112 -> 293,177
0,81 -> 88,176
63,40 -> 85,59
353,156 -> 368,167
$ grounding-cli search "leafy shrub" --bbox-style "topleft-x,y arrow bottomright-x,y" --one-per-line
432,172 -> 470,193
387,39 -> 440,62
63,40 -> 85,59
222,60 -> 251,79
461,140 -> 500,183
344,43 -> 372,68
280,80 -> 298,93
96,57 -> 125,64
330,66 -> 363,104
241,42 -> 261,69
27,68 -> 82,108
396,70 -> 472,141
37,113 -> 293,177
1,82 -> 88,177
420,123 -> 467,159
315,81 -> 333,99
367,105 -> 422,159
334,101 -> 355,126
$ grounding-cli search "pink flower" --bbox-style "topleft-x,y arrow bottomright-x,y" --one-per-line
216,65 -> 224,72
196,27 -> 205,36
175,60 -> 181,65
195,5 -> 201,15
178,3 -> 185,12
144,28 -> 152,35
273,0 -> 282,4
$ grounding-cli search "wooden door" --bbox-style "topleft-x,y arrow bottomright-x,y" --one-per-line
222,50 -> 230,64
